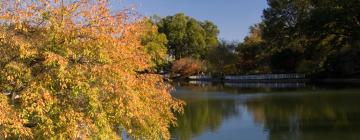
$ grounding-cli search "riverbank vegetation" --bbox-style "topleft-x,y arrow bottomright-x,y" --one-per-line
152,0 -> 359,78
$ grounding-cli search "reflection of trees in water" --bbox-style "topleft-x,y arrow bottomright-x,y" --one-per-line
171,99 -> 240,140
173,82 -> 232,93
245,92 -> 360,140
173,82 -> 316,95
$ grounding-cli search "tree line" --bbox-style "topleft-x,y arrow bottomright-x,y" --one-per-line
151,0 -> 360,78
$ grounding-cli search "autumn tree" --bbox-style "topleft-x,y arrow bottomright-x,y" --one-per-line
171,57 -> 206,78
0,0 -> 183,139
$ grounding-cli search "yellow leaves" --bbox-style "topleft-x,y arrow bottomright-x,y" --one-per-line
42,91 -> 53,102
6,75 -> 13,81
43,52 -> 68,72
1,62 -> 31,91
0,94 -> 33,139
0,0 -> 183,139
18,42 -> 35,59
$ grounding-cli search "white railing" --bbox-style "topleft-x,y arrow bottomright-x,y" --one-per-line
188,75 -> 212,80
224,74 -> 306,80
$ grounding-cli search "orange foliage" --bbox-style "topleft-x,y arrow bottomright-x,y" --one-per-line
0,0 -> 183,139
171,57 -> 206,78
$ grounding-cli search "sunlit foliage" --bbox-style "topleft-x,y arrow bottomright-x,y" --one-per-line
0,0 -> 183,139
157,13 -> 219,59
141,19 -> 169,70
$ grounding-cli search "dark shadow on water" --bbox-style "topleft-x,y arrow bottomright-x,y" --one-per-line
246,92 -> 360,140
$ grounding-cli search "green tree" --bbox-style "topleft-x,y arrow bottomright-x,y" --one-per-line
303,0 -> 360,77
236,24 -> 270,74
207,40 -> 237,75
158,13 -> 188,59
157,13 -> 219,59
141,19 -> 169,71
201,20 -> 220,52
262,0 -> 312,73
185,19 -> 206,58
255,0 -> 360,76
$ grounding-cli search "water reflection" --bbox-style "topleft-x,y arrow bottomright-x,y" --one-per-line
246,91 -> 360,140
171,99 -> 240,140
171,82 -> 360,140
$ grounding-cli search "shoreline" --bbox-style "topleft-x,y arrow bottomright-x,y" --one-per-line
172,78 -> 360,84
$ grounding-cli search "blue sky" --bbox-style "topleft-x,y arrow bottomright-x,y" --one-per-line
115,0 -> 268,41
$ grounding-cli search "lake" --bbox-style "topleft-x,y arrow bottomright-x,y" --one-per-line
170,82 -> 360,140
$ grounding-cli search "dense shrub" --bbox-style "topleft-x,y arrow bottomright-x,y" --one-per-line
171,57 -> 206,78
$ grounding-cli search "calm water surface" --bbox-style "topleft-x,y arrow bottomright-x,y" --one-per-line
170,82 -> 360,140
